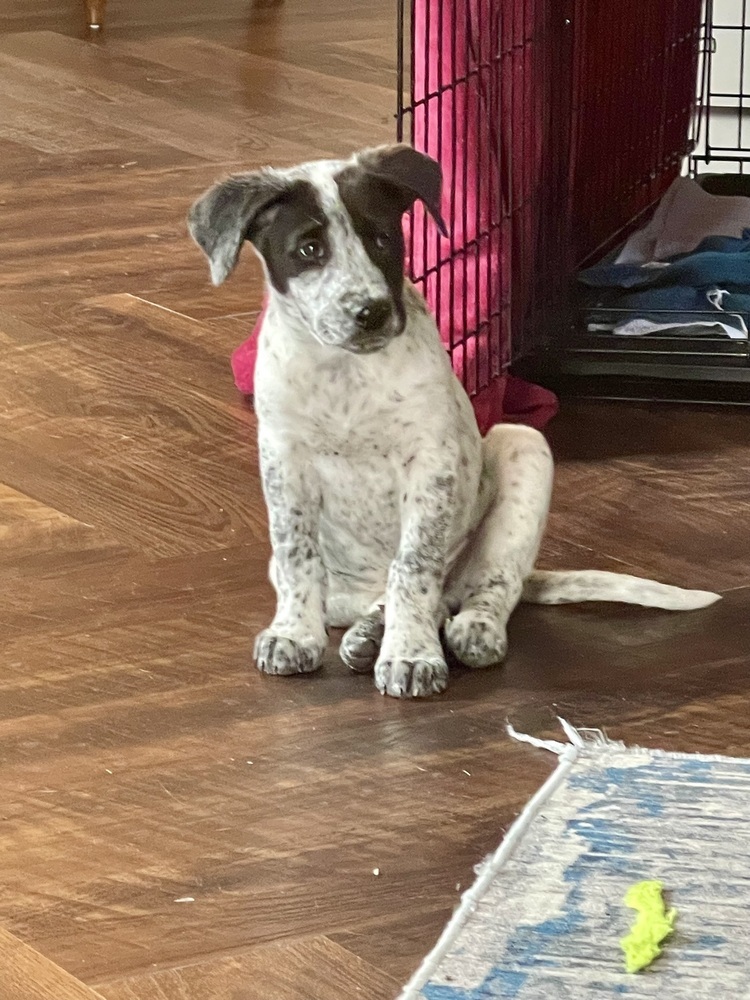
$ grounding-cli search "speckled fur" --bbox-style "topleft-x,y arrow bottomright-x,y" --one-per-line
254,269 -> 484,697
190,148 -> 721,699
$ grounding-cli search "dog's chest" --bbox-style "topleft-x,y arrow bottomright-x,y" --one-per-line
255,319 -> 484,582
260,343 -> 424,457
309,384 -> 411,456
315,450 -> 402,577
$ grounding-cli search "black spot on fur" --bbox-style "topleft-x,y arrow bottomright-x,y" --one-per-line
250,181 -> 330,294
335,168 -> 409,327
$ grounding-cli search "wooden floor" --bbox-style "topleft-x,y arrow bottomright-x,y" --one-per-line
0,3 -> 748,997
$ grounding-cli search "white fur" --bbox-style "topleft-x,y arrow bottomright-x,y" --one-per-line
522,571 -> 719,610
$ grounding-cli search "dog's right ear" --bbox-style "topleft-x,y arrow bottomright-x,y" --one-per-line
356,145 -> 448,236
188,171 -> 289,286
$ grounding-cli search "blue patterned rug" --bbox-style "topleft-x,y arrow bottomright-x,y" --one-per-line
399,722 -> 749,999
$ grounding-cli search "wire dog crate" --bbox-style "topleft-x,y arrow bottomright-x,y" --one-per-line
694,0 -> 750,171
397,0 -> 750,405
397,0 -> 574,398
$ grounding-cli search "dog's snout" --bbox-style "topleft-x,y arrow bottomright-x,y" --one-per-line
355,299 -> 392,332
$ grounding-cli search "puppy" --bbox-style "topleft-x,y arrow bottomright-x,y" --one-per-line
189,145 -> 719,698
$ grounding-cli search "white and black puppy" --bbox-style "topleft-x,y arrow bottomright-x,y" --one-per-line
189,145 -> 719,698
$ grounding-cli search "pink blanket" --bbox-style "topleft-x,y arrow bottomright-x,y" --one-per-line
403,0 -> 557,430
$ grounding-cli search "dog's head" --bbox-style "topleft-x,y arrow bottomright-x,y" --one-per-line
188,145 -> 446,353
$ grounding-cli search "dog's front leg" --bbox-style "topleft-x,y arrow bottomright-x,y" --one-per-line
254,437 -> 327,676
375,461 -> 456,698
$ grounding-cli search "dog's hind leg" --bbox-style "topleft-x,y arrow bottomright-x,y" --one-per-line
444,424 -> 553,668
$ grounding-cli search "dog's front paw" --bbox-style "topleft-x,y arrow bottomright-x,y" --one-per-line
340,609 -> 385,674
254,630 -> 324,676
444,610 -> 507,668
374,654 -> 448,698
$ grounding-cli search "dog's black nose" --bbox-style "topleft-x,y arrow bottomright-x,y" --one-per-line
355,299 -> 392,332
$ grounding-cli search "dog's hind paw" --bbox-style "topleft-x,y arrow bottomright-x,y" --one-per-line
340,608 -> 385,674
254,630 -> 324,676
444,610 -> 508,669
374,655 -> 448,698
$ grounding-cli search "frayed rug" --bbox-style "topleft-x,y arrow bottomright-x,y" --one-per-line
400,721 -> 750,999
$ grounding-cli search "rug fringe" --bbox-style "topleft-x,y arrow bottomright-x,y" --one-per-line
507,717 -> 623,754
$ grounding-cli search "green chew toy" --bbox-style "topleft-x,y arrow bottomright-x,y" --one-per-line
620,880 -> 677,974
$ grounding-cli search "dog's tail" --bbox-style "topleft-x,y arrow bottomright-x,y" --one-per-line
522,570 -> 720,611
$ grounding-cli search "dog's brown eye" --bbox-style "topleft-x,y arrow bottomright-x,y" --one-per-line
298,240 -> 324,261
374,232 -> 389,249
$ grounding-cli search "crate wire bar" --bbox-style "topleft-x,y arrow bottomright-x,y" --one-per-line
691,0 -> 750,172
397,0 -> 709,400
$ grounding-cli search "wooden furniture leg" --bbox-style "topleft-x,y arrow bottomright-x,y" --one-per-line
84,0 -> 107,30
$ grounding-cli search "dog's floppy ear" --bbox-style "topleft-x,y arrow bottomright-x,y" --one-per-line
188,171 -> 289,286
356,145 -> 448,236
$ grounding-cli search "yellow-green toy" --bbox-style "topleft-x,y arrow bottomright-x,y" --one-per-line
620,880 -> 677,973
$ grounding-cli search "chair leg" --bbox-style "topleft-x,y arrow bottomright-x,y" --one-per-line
84,0 -> 107,29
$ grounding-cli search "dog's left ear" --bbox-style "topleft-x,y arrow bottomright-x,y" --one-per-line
356,145 -> 448,236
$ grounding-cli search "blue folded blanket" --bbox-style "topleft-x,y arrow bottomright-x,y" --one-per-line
579,232 -> 750,339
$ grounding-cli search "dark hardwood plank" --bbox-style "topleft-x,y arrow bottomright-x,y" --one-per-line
329,907 -> 454,986
544,402 -> 750,591
0,300 -> 264,559
203,312 -> 259,354
0,0 -> 391,47
96,937 -> 398,1000
115,36 -> 395,142
0,926 -> 105,1000
0,158 -> 262,318
0,34 -> 313,164
0,672 -> 559,982
0,31 -> 390,161
0,26 -> 394,320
